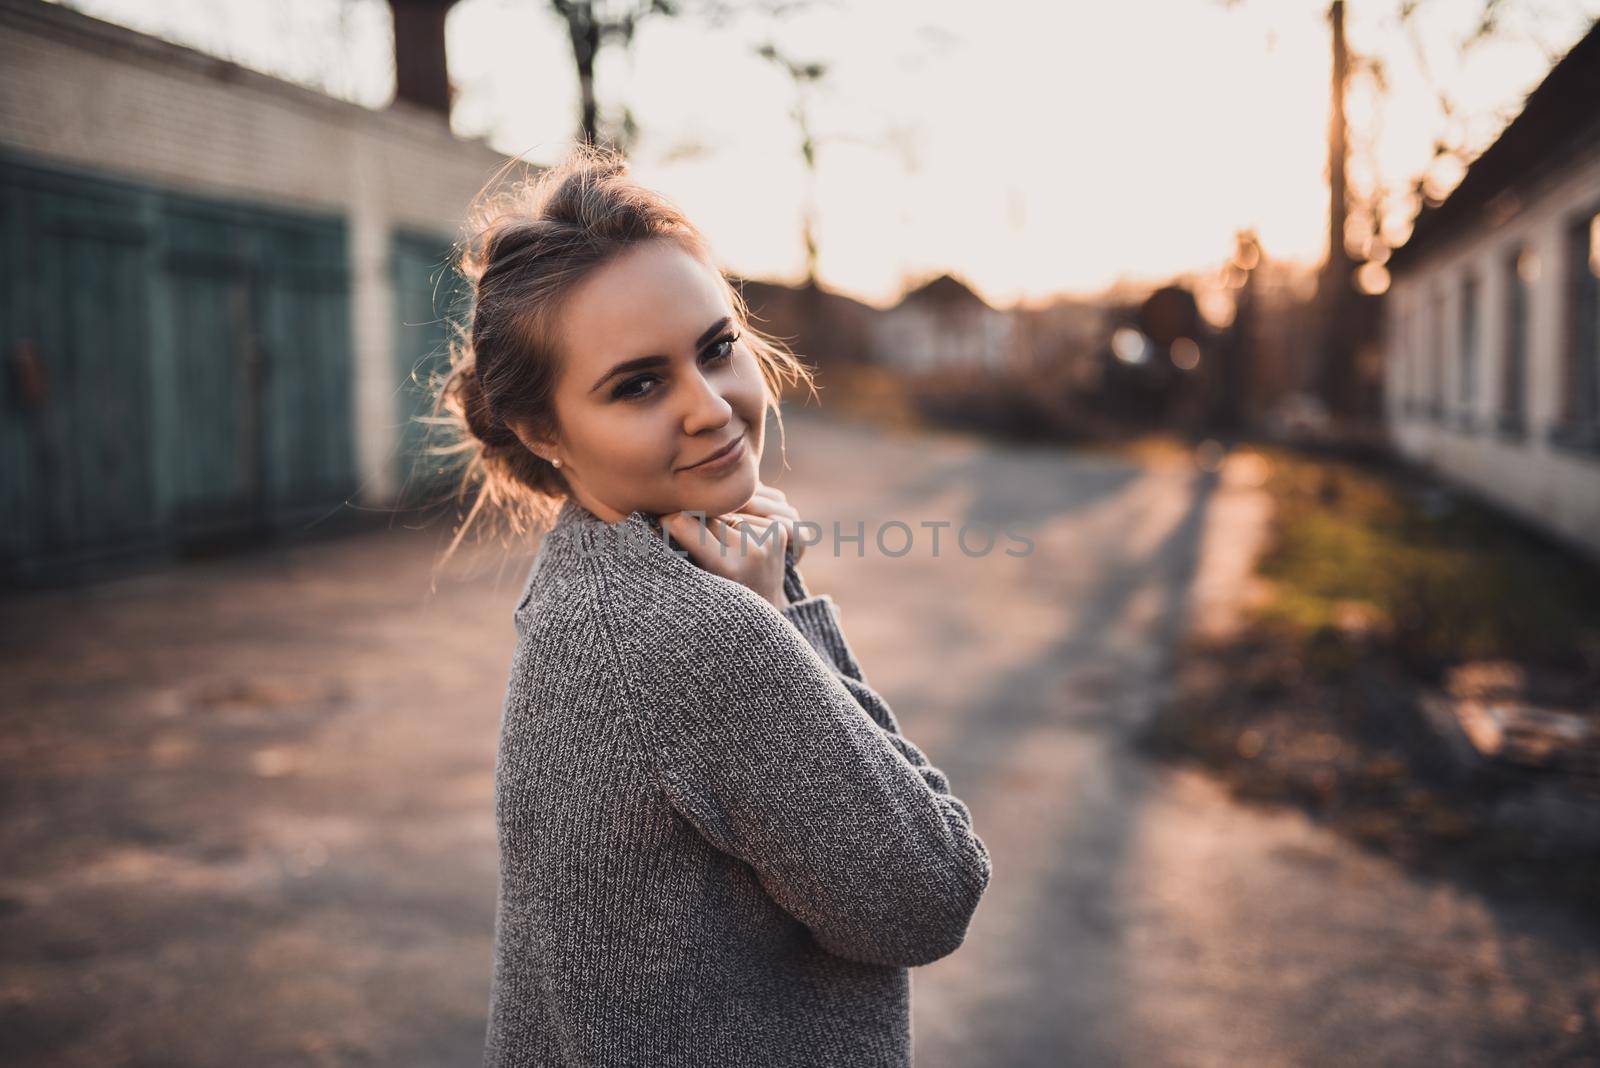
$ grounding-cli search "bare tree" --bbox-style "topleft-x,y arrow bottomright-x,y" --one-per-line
549,0 -> 815,153
1218,0 -> 1592,421
548,0 -> 675,151
755,42 -> 828,287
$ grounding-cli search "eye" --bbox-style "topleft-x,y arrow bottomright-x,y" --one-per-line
705,331 -> 740,363
612,374 -> 660,401
610,332 -> 740,402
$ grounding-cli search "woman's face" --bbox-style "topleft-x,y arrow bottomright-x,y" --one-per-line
524,239 -> 767,525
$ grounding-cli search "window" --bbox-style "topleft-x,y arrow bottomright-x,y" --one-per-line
1430,288 -> 1446,420
1556,207 -> 1600,450
1407,303 -> 1423,415
1499,248 -> 1533,436
1410,302 -> 1427,416
1385,300 -> 1404,416
1459,271 -> 1479,427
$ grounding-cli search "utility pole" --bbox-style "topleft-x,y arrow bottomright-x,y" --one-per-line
1326,0 -> 1354,307
1313,0 -> 1357,423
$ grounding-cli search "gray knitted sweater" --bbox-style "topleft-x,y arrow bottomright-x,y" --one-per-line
483,496 -> 992,1067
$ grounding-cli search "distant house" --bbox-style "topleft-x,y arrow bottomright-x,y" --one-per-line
735,278 -> 882,368
0,0 -> 506,582
1384,20 -> 1600,560
871,272 -> 1016,373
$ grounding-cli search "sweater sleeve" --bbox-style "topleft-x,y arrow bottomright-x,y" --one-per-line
777,551 -> 905,736
619,581 -> 992,969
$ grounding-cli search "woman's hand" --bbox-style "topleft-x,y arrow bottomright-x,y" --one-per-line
733,482 -> 806,565
661,509 -> 791,609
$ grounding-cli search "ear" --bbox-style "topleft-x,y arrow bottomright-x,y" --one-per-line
507,418 -> 560,465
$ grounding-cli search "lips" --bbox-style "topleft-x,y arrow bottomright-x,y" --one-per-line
684,436 -> 743,471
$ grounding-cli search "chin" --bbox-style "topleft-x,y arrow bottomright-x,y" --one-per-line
680,465 -> 758,518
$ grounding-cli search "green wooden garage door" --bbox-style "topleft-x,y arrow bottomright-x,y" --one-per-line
0,162 -> 160,573
390,228 -> 467,508
0,155 -> 353,584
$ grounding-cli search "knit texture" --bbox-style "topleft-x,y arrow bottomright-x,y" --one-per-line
483,496 -> 992,1067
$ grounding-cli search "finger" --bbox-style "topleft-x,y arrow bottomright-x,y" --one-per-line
703,514 -> 741,550
736,508 -> 801,560
741,485 -> 793,515
736,513 -> 785,549
724,513 -> 787,558
737,487 -> 777,518
752,485 -> 793,510
761,499 -> 800,521
743,495 -> 800,524
662,511 -> 724,561
723,511 -> 773,545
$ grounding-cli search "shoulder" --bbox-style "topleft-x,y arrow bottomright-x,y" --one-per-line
607,546 -> 798,653
524,510 -> 822,696
585,540 -> 821,702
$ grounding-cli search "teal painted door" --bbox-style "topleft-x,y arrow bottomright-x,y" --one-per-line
391,229 -> 466,507
0,165 -> 161,571
161,207 -> 262,531
160,201 -> 352,533
251,215 -> 354,514
1,156 -> 354,583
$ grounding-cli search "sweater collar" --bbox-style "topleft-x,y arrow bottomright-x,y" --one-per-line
543,495 -> 674,561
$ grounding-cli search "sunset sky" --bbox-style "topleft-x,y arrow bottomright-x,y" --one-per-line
53,0 -> 1600,308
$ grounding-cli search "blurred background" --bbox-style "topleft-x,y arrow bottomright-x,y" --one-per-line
1,0 -> 1598,1064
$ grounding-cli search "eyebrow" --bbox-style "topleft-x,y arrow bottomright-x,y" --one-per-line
588,316 -> 733,394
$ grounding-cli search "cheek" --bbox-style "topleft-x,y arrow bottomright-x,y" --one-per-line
571,405 -> 669,473
730,350 -> 769,409
730,358 -> 768,460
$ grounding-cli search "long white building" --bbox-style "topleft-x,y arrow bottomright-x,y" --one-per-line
1383,21 -> 1600,561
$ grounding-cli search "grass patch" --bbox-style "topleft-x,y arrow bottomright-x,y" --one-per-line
1143,443 -> 1600,911
1252,446 -> 1600,682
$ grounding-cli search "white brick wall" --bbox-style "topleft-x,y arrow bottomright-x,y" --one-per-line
0,0 -> 516,503
1384,144 -> 1600,561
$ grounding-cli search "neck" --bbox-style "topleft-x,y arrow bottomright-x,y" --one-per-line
567,484 -> 630,525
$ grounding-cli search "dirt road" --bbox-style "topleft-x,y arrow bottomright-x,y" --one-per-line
2,412 -> 1595,1066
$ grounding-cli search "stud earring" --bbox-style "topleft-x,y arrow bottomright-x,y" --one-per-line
551,457 -> 562,468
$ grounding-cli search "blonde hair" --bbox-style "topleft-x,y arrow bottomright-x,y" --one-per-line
427,142 -> 818,570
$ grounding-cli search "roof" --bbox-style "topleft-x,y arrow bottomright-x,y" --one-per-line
896,273 -> 993,312
1389,18 -> 1600,274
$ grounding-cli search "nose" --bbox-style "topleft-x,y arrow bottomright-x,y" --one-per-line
681,363 -> 735,437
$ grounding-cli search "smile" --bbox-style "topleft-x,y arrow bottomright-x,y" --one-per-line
682,435 -> 746,473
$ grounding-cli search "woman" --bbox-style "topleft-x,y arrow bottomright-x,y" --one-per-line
437,144 -> 992,1067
